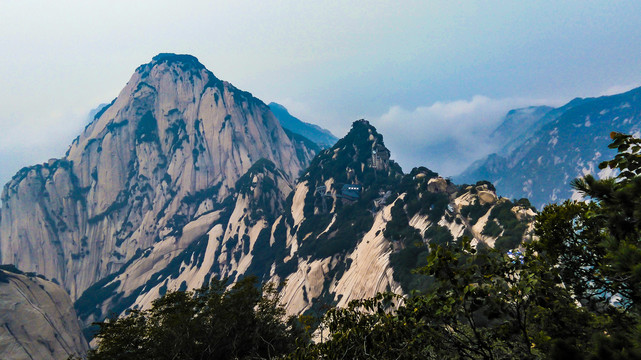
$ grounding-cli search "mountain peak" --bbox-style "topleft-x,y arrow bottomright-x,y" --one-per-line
134,53 -> 215,83
302,119 -> 401,186
151,53 -> 204,68
1,52 -> 317,299
345,119 -> 387,153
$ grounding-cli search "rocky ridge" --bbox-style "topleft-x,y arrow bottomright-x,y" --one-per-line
0,55 -> 535,343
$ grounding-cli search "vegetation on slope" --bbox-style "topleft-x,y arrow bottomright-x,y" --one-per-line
88,277 -> 307,360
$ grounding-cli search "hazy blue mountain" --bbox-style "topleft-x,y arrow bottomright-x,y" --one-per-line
457,87 -> 641,209
86,102 -> 110,123
490,105 -> 553,156
269,102 -> 338,148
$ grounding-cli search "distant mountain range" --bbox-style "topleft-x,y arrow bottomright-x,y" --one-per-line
489,105 -> 553,157
268,102 -> 338,148
457,87 -> 641,208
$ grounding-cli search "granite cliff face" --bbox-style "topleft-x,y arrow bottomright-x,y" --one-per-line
0,267 -> 87,360
0,54 -> 315,299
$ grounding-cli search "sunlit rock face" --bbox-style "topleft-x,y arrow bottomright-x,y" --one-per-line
0,53 -> 314,299
0,267 -> 88,360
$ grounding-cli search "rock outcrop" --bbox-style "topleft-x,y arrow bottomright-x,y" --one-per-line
0,53 -> 316,299
0,266 -> 87,360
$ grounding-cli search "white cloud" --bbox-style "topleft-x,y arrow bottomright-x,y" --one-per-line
369,96 -> 553,176
0,110 -> 85,152
0,110 -> 87,188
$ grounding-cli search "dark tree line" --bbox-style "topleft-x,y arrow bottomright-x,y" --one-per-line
88,276 -> 307,360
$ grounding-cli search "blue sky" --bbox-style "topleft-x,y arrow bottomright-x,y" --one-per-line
2,1 -> 641,186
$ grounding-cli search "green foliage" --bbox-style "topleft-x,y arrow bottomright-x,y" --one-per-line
475,180 -> 496,192
460,201 -> 492,225
485,200 -> 529,251
295,232 -> 640,359
384,198 -> 430,292
571,131 -> 641,310
89,276 -> 306,360
135,111 -> 159,143
289,293 -> 437,359
424,224 -> 454,246
598,131 -> 641,180
482,219 -> 502,237
297,201 -> 373,258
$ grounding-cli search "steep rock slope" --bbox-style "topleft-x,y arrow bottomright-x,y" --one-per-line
269,102 -> 338,148
0,266 -> 87,360
74,120 -> 535,335
0,53 -> 315,299
457,88 -> 641,208
74,158 -> 295,331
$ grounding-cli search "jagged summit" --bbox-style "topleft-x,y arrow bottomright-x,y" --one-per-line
133,53 -> 213,83
134,53 -> 210,77
302,119 -> 401,186
133,53 -> 259,109
151,53 -> 207,69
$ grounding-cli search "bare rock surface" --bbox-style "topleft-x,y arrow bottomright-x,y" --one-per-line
0,268 -> 87,360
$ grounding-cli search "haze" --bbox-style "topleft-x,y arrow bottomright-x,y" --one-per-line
2,0 -> 641,187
